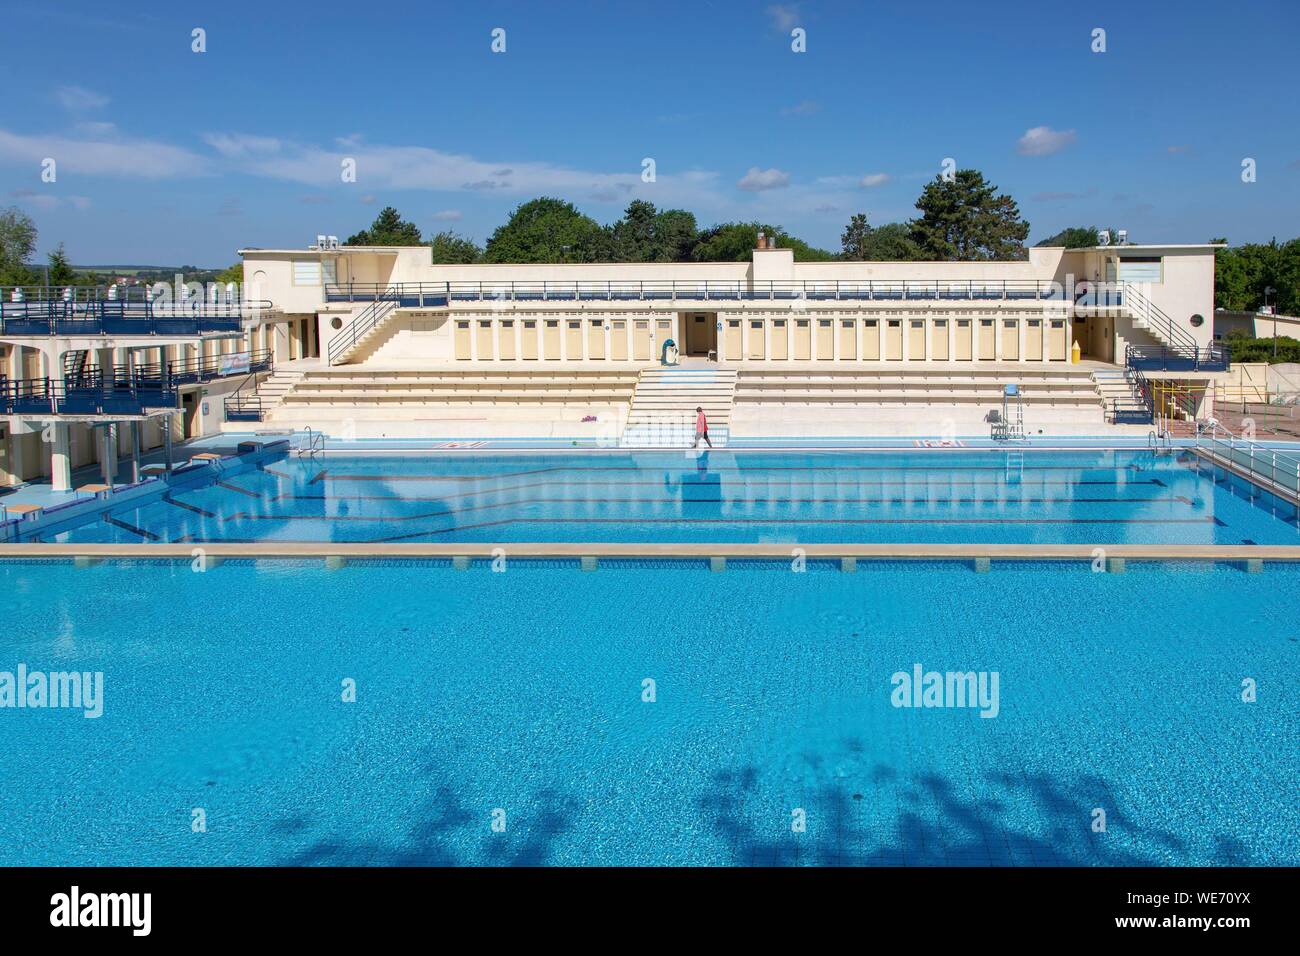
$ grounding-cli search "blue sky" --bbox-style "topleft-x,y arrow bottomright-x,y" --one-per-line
2,0 -> 1297,265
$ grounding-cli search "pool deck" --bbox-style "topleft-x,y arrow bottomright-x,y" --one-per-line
1,541 -> 1295,564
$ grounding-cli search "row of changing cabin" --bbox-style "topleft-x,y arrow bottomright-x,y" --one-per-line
450,314 -> 1075,362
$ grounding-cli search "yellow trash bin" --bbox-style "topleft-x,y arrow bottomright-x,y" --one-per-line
1071,340 -> 1082,363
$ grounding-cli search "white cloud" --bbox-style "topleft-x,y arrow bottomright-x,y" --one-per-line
1016,126 -> 1077,157
737,167 -> 790,192
0,128 -> 211,178
10,188 -> 91,210
766,4 -> 800,31
859,172 -> 890,187
781,100 -> 821,116
55,85 -> 109,112
430,209 -> 463,221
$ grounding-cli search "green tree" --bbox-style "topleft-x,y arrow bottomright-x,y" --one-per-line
1035,226 -> 1102,248
428,230 -> 483,264
607,200 -> 699,262
215,263 -> 244,285
910,169 -> 1030,261
840,214 -> 922,261
0,205 -> 37,285
346,206 -> 423,246
1212,239 -> 1300,314
46,242 -> 77,286
483,197 -> 608,263
691,222 -> 834,262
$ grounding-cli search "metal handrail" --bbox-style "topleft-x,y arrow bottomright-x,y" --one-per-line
326,290 -> 400,365
168,349 -> 273,384
1125,343 -> 1231,373
0,298 -> 271,336
1195,422 -> 1300,499
325,278 -> 1080,304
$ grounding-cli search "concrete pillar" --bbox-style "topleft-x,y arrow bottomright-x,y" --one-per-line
129,421 -> 142,483
99,424 -> 117,486
50,423 -> 72,492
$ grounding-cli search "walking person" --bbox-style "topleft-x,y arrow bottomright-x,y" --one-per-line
693,406 -> 712,448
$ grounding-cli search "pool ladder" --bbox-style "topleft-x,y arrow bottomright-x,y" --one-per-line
296,427 -> 324,463
1004,450 -> 1024,484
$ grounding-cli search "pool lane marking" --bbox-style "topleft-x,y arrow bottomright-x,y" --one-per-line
320,462 -> 1176,482
282,476 -> 1174,504
215,480 -> 264,499
221,493 -> 1200,524
363,514 -> 1227,544
162,495 -> 217,518
101,514 -> 160,541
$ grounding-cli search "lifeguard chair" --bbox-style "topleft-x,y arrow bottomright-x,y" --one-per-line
990,383 -> 1025,441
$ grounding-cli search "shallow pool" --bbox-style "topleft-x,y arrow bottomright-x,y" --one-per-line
35,449 -> 1300,546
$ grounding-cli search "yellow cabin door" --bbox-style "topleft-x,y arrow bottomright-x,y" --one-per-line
793,319 -> 812,360
954,319 -> 973,360
476,320 -> 494,360
1001,319 -> 1018,360
838,319 -> 856,360
1025,319 -> 1043,360
907,319 -> 925,360
930,320 -> 949,361
978,318 -> 995,360
543,319 -> 561,360
1048,318 -> 1066,360
498,320 -> 517,360
862,320 -> 880,360
814,318 -> 833,360
454,319 -> 472,360
748,319 -> 765,359
725,318 -> 742,359
521,320 -> 538,360
565,319 -> 583,359
770,319 -> 788,360
884,319 -> 903,360
633,319 -> 650,360
587,319 -> 605,360
611,320 -> 628,360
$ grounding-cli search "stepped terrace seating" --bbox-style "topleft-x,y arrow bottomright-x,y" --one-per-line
277,368 -> 639,408
735,367 -> 1101,408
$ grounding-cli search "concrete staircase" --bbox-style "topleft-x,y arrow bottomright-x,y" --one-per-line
326,297 -> 399,366
255,368 -> 309,420
1092,368 -> 1152,424
619,366 -> 737,447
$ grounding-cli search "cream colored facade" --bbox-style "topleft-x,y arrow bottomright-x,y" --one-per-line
239,242 -> 1220,370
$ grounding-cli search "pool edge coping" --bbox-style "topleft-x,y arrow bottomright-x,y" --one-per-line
1,542 -> 1296,563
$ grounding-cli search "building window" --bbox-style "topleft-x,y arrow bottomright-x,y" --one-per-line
292,261 -> 321,286
1190,314 -> 1205,327
1117,256 -> 1162,283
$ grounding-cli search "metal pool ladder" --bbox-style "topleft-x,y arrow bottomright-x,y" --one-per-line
296,427 -> 324,463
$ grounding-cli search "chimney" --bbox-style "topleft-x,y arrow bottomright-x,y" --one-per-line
767,236 -> 776,250
756,230 -> 766,250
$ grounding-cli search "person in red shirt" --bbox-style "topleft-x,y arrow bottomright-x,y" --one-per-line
693,406 -> 712,448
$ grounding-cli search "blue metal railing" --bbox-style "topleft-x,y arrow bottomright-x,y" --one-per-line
0,370 -> 176,416
0,288 -> 271,337
325,279 -> 1081,304
1126,344 -> 1230,373
168,349 -> 273,386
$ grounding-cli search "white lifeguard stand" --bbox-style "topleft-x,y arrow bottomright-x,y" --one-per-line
990,383 -> 1025,441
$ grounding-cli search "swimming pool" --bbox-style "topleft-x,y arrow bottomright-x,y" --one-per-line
32,448 -> 1300,546
1,558 -> 1294,866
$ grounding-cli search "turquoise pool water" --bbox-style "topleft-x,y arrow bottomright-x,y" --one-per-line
0,559 -> 1295,866
34,449 -> 1300,545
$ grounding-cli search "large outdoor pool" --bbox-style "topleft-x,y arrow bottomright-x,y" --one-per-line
31,449 -> 1300,545
0,558 -> 1295,866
